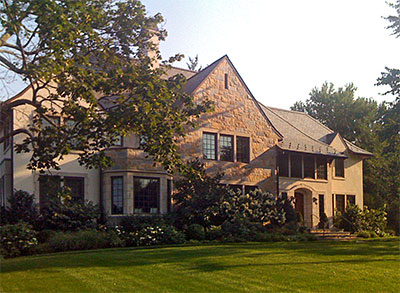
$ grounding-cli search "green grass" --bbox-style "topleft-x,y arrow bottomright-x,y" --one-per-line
1,239 -> 399,292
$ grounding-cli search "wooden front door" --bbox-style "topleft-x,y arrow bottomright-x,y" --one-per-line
294,192 -> 305,222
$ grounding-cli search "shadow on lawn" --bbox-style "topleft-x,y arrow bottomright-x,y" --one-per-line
1,239 -> 399,274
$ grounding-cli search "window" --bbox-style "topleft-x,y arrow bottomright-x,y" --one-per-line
134,177 -> 159,213
64,177 -> 85,201
278,153 -> 289,177
114,135 -> 123,146
219,134 -> 234,161
316,157 -> 327,180
41,116 -> 60,129
335,159 -> 345,178
336,194 -> 345,213
290,154 -> 302,178
203,132 -> 217,160
319,194 -> 325,218
39,175 -> 61,211
304,156 -> 315,179
111,177 -> 123,214
236,136 -> 250,163
224,73 -> 228,89
65,119 -> 81,149
347,194 -> 356,206
245,185 -> 258,194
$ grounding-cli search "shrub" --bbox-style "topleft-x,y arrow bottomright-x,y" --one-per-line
119,215 -> 165,233
207,225 -> 224,241
2,190 -> 40,228
121,224 -> 185,247
185,224 -> 205,240
0,222 -> 38,258
318,212 -> 329,229
335,204 -> 387,235
45,229 -> 123,253
41,187 -> 100,231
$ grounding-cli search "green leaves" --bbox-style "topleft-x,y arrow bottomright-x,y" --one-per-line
1,0 -> 211,172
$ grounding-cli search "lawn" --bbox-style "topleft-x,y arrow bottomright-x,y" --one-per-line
1,239 -> 399,292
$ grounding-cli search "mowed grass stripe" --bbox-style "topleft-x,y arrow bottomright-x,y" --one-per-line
1,239 -> 399,292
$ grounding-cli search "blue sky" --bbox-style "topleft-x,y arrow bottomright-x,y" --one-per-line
143,0 -> 400,109
3,1 -> 399,109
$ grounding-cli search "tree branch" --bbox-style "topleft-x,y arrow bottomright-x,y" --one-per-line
0,128 -> 33,144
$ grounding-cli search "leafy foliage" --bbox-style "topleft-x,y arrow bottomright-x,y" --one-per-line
41,187 -> 100,231
0,0 -> 211,172
0,222 -> 38,258
1,190 -> 40,228
335,204 -> 387,235
186,55 -> 202,71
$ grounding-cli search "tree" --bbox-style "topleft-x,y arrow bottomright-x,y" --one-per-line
291,82 -> 379,145
186,54 -> 202,71
0,0 -> 211,172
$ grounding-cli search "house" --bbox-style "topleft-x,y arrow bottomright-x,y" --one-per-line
0,54 -> 372,229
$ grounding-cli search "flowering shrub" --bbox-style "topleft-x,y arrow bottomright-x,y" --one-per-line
119,224 -> 185,247
0,222 -> 38,258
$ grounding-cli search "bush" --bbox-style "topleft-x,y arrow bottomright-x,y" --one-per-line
335,204 -> 387,235
185,224 -> 205,240
0,223 -> 38,258
41,187 -> 100,231
2,190 -> 40,228
45,229 -> 123,253
119,215 -> 165,233
120,224 -> 185,247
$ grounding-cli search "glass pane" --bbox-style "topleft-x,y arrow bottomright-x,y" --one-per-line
134,177 -> 159,213
335,159 -> 345,177
112,177 -> 123,214
278,153 -> 289,177
317,157 -> 327,179
237,136 -> 250,163
336,194 -> 345,213
64,177 -> 85,201
203,133 -> 217,160
304,156 -> 315,179
291,154 -> 302,178
347,194 -> 356,206
220,135 -> 233,161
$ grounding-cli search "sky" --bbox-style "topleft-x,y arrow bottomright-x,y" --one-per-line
143,0 -> 400,109
2,0 -> 399,110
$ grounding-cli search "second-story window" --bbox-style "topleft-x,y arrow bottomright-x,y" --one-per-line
220,134 -> 234,161
203,132 -> 217,160
236,136 -> 250,163
335,158 -> 345,178
278,153 -> 289,177
317,157 -> 327,180
304,156 -> 315,179
290,154 -> 302,178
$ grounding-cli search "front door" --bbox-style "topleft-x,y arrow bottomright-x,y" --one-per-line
294,192 -> 304,223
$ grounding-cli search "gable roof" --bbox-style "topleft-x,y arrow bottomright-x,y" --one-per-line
183,55 -> 283,139
260,105 -> 372,157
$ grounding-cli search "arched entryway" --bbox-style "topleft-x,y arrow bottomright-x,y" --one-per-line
293,188 -> 313,228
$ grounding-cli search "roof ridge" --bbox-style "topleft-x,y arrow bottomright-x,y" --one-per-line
259,102 -> 338,151
266,105 -> 308,115
185,55 -> 226,83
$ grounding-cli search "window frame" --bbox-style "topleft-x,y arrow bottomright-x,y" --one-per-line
219,134 -> 234,162
334,158 -> 345,178
236,136 -> 250,163
203,132 -> 218,160
133,176 -> 160,214
64,176 -> 85,202
111,176 -> 124,215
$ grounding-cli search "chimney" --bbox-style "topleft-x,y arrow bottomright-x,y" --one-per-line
143,27 -> 160,69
